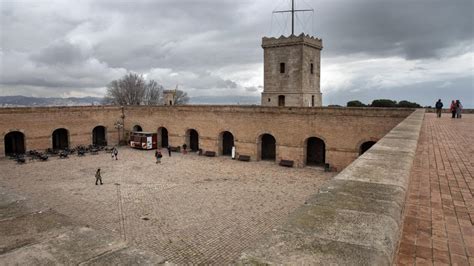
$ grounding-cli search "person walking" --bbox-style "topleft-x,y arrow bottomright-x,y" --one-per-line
113,147 -> 118,160
450,100 -> 457,118
95,168 -> 103,185
182,144 -> 187,155
456,100 -> 463,118
155,150 -> 163,164
435,99 -> 443,118
167,145 -> 172,157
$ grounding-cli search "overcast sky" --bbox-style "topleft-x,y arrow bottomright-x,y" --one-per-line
1,0 -> 473,107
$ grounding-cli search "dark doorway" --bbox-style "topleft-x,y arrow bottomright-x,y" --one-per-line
133,125 -> 143,132
187,129 -> 199,151
158,127 -> 169,148
260,134 -> 276,160
52,128 -> 69,150
278,95 -> 285,107
360,141 -> 376,155
4,131 -> 25,155
221,131 -> 234,156
306,137 -> 325,165
92,126 -> 107,146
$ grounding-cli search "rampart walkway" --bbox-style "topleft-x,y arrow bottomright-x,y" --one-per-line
395,113 -> 473,265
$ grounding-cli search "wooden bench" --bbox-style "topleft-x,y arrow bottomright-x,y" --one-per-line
204,151 -> 216,157
279,160 -> 294,167
238,155 -> 251,162
169,146 -> 181,152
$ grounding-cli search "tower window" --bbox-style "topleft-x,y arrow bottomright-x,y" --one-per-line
268,98 -> 271,102
278,95 -> 285,107
312,95 -> 315,107
310,63 -> 314,74
280,63 -> 285,74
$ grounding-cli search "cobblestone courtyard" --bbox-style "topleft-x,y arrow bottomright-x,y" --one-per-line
0,149 -> 334,264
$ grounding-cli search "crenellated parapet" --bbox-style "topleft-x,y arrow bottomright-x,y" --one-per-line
262,33 -> 323,49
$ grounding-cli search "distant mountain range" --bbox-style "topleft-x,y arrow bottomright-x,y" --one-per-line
0,95 -> 261,107
0,96 -> 104,107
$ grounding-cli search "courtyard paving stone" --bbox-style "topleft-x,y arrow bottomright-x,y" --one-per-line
0,148 -> 333,264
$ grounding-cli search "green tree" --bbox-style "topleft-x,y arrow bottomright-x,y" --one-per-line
347,100 -> 366,107
371,99 -> 397,107
397,100 -> 421,108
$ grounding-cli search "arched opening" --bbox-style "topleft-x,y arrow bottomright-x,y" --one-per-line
133,125 -> 143,132
306,137 -> 325,166
220,131 -> 234,156
92,126 -> 107,146
4,131 -> 25,155
259,134 -> 276,161
52,128 -> 69,150
278,95 -> 285,107
186,129 -> 199,151
360,141 -> 376,155
158,127 -> 169,148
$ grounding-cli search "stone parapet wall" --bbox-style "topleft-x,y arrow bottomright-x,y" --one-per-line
239,109 -> 425,265
262,34 -> 323,49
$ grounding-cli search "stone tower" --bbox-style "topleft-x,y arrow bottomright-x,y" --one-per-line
261,34 -> 323,107
163,90 -> 175,106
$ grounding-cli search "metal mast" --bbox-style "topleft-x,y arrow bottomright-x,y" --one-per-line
273,0 -> 313,36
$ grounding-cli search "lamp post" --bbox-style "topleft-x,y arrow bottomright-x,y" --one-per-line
114,120 -> 123,146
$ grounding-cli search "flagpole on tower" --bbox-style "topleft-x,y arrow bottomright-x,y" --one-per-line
273,0 -> 313,36
291,0 -> 294,35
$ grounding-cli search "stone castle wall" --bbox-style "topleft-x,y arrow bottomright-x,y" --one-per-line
0,106 -> 414,170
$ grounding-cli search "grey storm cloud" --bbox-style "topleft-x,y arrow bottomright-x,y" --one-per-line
317,0 -> 473,59
0,0 -> 472,105
31,41 -> 90,66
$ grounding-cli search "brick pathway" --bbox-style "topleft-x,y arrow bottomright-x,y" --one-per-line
395,113 -> 474,265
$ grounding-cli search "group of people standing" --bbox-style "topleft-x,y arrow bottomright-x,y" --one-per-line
435,99 -> 463,118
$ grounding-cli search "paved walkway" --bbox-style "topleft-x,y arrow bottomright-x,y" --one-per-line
0,148 -> 333,264
395,113 -> 474,265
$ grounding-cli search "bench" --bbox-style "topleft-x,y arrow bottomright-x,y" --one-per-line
169,146 -> 181,152
238,155 -> 251,162
204,151 -> 216,157
279,160 -> 294,167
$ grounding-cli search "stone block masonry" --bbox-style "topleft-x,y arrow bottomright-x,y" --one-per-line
238,109 -> 425,265
0,105 -> 413,171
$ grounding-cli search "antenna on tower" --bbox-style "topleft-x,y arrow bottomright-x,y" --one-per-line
272,0 -> 314,36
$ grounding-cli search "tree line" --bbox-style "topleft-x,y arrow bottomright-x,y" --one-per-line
104,73 -> 189,106
347,99 -> 422,108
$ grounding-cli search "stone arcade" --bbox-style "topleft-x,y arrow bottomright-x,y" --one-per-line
0,106 -> 412,170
